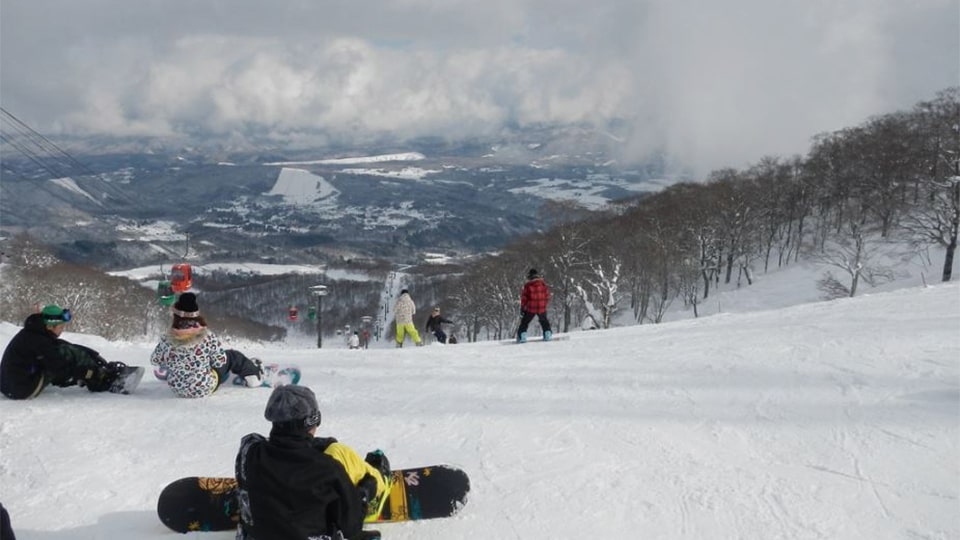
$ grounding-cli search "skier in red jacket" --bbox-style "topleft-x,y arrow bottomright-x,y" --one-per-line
517,268 -> 553,343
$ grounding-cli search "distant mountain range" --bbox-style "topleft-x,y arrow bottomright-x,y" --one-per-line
0,124 -> 685,269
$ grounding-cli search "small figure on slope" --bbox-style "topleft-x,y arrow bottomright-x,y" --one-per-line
424,306 -> 454,344
516,268 -> 553,343
1,304 -> 143,399
393,289 -> 423,348
348,331 -> 361,350
150,293 -> 263,398
235,385 -> 390,540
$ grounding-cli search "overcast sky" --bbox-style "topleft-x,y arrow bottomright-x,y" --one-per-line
1,0 -> 957,173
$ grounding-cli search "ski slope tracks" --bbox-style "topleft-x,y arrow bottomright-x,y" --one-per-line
0,282 -> 958,539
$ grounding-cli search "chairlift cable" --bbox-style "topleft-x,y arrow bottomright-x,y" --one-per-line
0,132 -> 71,179
0,107 -> 97,177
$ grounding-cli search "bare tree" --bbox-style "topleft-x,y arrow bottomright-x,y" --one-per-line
542,219 -> 595,332
810,202 -> 895,298
572,222 -> 626,329
901,177 -> 960,282
900,87 -> 960,281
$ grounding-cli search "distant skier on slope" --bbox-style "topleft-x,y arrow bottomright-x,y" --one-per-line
424,306 -> 454,344
393,289 -> 423,347
516,268 -> 552,343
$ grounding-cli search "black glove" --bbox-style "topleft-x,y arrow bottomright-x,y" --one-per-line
357,474 -> 378,507
365,449 -> 390,480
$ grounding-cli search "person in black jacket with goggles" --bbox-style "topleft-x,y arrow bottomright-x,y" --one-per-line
0,305 -> 137,399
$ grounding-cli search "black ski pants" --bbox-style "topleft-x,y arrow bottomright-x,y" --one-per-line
517,311 -> 551,335
215,350 -> 261,387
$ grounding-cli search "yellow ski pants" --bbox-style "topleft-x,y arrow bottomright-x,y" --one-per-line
395,323 -> 421,346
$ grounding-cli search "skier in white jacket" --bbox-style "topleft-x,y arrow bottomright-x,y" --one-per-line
393,290 -> 423,347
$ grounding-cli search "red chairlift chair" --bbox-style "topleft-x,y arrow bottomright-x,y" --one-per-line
170,263 -> 192,293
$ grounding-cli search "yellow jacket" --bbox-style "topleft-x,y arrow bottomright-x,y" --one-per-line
324,442 -> 389,497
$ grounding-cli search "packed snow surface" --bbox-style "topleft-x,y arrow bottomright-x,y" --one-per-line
0,283 -> 958,539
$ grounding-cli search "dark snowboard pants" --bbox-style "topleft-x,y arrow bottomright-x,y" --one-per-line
45,344 -> 115,393
517,311 -> 551,335
1,502 -> 16,540
432,329 -> 448,343
215,350 -> 261,388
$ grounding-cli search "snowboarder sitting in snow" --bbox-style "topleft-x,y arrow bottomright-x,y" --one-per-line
348,331 -> 361,349
150,292 -> 263,398
393,289 -> 423,347
517,268 -> 553,343
424,306 -> 454,344
0,305 -> 136,399
235,385 -> 391,540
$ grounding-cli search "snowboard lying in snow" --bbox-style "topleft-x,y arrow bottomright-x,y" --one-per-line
108,365 -> 145,394
156,465 -> 470,533
154,363 -> 301,388
232,363 -> 301,387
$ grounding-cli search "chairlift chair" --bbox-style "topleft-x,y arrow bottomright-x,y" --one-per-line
170,263 -> 192,293
157,280 -> 176,306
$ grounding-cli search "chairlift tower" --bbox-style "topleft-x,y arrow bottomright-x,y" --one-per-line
310,285 -> 329,349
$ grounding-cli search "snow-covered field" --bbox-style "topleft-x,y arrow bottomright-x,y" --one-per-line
1,273 -> 957,538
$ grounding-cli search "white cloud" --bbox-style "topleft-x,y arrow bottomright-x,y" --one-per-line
1,0 -> 956,174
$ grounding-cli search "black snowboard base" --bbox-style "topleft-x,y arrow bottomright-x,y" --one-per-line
157,465 -> 470,533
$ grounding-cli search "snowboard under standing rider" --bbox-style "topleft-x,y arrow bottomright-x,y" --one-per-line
235,384 -> 391,540
516,268 -> 553,343
0,305 -> 141,399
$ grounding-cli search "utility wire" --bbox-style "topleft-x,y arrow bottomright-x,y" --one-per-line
0,132 -> 71,179
0,106 -> 98,178
0,107 -> 140,209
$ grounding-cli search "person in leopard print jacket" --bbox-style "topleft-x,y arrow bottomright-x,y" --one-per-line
150,293 -> 263,398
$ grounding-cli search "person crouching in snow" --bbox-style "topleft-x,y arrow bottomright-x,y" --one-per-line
235,385 -> 391,540
150,293 -> 263,398
348,331 -> 361,349
424,306 -> 453,344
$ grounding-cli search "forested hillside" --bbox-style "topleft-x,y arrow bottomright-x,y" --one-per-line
1,89 -> 956,344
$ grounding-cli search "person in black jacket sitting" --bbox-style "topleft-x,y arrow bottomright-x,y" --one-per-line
235,385 -> 391,540
0,305 -> 134,400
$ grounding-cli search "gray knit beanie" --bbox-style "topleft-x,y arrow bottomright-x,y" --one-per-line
264,385 -> 321,428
